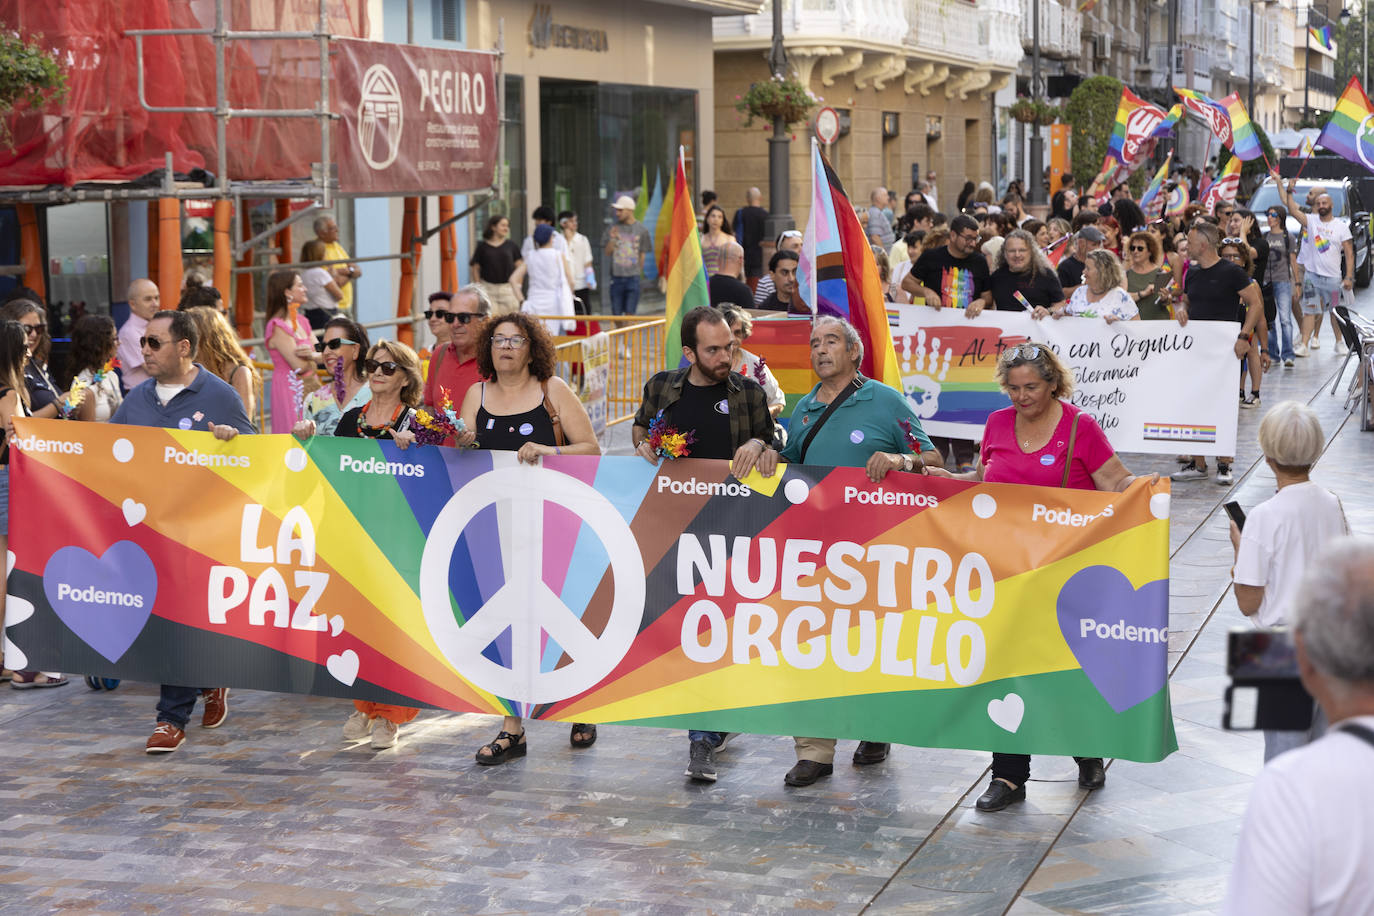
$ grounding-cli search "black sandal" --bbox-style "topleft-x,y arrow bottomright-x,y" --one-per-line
475,730 -> 527,765
570,723 -> 597,748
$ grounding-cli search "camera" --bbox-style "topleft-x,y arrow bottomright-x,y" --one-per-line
1222,628 -> 1315,731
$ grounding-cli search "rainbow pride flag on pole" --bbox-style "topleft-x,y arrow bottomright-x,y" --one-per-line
1138,152 -> 1174,220
661,147 -> 709,368
1201,156 -> 1242,215
1107,87 -> 1167,169
1219,93 -> 1265,161
1152,103 -> 1184,138
798,140 -> 903,391
1316,76 -> 1374,170
1309,25 -> 1333,51
1174,87 -> 1235,153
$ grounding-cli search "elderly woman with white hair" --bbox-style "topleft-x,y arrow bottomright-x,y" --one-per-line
1036,249 -> 1139,323
1230,400 -> 1350,761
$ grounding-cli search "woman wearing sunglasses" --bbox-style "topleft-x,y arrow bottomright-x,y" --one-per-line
0,299 -> 61,419
293,338 -> 420,748
301,316 -> 370,437
424,291 -> 454,353
453,313 -> 601,764
929,343 -> 1155,811
264,269 -> 319,434
1124,231 -> 1173,320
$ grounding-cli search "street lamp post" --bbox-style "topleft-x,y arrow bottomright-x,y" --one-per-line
1028,0 -> 1044,206
1248,1 -> 1257,118
765,0 -> 794,240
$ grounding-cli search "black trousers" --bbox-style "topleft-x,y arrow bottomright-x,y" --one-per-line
991,753 -> 1101,785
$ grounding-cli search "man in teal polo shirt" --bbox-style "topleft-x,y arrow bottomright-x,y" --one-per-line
756,315 -> 942,786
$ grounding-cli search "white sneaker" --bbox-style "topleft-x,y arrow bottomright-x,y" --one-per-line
1294,344 -> 1309,357
1311,337 -> 1321,349
342,710 -> 374,741
1215,464 -> 1234,485
1171,462 -> 1208,481
371,718 -> 399,749
1335,341 -> 1349,355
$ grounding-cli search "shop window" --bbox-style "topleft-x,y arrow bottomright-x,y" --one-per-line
432,0 -> 462,43
476,75 -> 525,244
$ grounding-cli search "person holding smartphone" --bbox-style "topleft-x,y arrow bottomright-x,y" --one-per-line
1230,401 -> 1349,761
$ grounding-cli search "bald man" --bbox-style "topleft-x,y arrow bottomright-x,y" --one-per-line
734,187 -> 769,286
708,241 -> 754,310
117,278 -> 161,392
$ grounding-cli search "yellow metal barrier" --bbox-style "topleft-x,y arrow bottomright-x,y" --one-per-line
552,316 -> 666,428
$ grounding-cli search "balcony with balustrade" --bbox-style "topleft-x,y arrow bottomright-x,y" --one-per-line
1017,0 -> 1082,60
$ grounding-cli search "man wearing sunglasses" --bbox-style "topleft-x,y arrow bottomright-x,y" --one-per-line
116,278 -> 161,393
423,285 -> 490,414
111,310 -> 255,755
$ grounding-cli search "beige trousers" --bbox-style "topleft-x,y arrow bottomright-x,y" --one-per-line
794,736 -> 837,764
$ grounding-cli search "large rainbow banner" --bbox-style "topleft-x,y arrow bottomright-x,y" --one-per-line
7,419 -> 1178,762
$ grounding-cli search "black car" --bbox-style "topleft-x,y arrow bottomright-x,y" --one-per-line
1248,177 -> 1372,287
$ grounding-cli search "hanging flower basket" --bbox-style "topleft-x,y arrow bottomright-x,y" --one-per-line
736,75 -> 818,129
1009,98 -> 1037,123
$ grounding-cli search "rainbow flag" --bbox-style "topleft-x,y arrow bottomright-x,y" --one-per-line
1087,156 -> 1121,197
1219,93 -> 1264,161
1316,77 -> 1374,170
1310,25 -> 1333,50
1174,87 -> 1235,153
798,140 -> 903,391
1200,156 -> 1242,215
1108,88 -> 1167,168
1152,103 -> 1184,137
1044,234 -> 1071,267
742,318 -> 817,428
661,147 -> 709,369
1165,180 -> 1190,218
1138,152 -> 1173,220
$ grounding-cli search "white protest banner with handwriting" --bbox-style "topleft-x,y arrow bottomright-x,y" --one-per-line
889,306 -> 1239,456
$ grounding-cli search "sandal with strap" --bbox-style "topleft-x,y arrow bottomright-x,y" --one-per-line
475,730 -> 527,766
570,723 -> 597,748
11,671 -> 69,689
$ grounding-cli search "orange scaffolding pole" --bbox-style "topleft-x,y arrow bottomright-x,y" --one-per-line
235,205 -> 255,337
439,195 -> 457,293
212,200 -> 232,304
395,197 -> 419,346
16,205 -> 45,300
147,202 -> 160,286
157,198 -> 183,306
275,199 -> 293,265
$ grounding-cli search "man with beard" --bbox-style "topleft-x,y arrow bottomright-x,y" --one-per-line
1273,173 -> 1354,356
632,306 -> 778,783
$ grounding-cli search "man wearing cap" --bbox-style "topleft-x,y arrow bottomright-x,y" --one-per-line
1057,226 -> 1105,295
605,195 -> 653,316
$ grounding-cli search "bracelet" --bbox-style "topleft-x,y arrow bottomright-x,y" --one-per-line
555,446 -> 562,455
1237,333 -> 1250,340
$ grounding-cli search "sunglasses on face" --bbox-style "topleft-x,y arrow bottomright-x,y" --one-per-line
1129,244 -> 1147,252
139,336 -> 172,350
1267,212 -> 1280,219
21,323 -> 43,337
364,359 -> 400,376
315,338 -> 358,352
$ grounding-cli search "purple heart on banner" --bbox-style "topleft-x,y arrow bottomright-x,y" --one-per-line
1055,566 -> 1168,713
43,541 -> 157,662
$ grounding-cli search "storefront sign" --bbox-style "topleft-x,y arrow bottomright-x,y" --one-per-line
528,4 -> 609,53
889,306 -> 1240,456
331,38 -> 500,194
9,420 -> 1176,762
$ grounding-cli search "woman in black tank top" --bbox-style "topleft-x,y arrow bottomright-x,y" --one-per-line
455,314 -> 602,764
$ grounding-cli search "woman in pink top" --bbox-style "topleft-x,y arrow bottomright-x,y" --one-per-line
264,269 -> 317,433
930,342 -> 1156,811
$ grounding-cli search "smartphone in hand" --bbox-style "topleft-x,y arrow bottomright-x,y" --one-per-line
1224,500 -> 1246,532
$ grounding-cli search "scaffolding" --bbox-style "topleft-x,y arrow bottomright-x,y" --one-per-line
1,0 -> 506,344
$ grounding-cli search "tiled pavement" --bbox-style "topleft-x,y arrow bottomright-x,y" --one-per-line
2,305 -> 1371,914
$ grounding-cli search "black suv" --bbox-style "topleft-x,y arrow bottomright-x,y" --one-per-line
1248,177 -> 1372,287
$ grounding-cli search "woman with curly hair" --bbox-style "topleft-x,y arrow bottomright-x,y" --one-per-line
453,312 -> 601,764
68,315 -> 123,422
186,307 -> 260,420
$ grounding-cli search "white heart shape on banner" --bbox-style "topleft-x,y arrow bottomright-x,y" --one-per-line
3,635 -> 27,672
5,595 -> 34,627
326,649 -> 359,686
987,693 -> 1025,733
121,498 -> 147,527
329,615 -> 345,637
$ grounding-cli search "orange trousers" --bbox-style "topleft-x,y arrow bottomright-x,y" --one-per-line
354,701 -> 419,724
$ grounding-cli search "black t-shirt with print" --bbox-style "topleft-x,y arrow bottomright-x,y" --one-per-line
989,266 -> 1065,311
667,380 -> 733,460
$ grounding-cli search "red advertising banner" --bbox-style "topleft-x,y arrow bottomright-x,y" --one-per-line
331,38 -> 500,195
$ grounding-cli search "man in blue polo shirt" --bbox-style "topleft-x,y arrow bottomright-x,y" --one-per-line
756,315 -> 942,786
111,309 -> 255,754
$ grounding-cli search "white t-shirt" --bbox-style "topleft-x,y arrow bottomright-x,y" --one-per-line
301,266 -> 337,314
562,232 -> 594,291
1303,212 -> 1352,279
1223,715 -> 1374,916
1233,481 -> 1349,627
75,367 -> 123,422
1064,285 -> 1139,321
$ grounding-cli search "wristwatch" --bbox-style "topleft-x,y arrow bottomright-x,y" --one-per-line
901,453 -> 915,472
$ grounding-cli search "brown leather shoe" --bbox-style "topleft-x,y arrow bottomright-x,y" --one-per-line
145,722 -> 186,754
201,688 -> 229,729
784,760 -> 833,786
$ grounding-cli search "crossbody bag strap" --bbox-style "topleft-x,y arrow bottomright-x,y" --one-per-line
1059,408 -> 1082,489
1340,723 -> 1374,749
798,376 -> 863,464
540,378 -> 567,446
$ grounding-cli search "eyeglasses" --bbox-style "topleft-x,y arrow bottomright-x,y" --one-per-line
139,336 -> 171,350
315,338 -> 358,352
492,335 -> 528,349
363,359 -> 400,376
954,231 -> 980,244
21,323 -> 43,337
1222,252 -> 1244,261
1000,343 -> 1047,363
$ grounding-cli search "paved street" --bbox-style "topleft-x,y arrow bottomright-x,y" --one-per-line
2,302 -> 1371,915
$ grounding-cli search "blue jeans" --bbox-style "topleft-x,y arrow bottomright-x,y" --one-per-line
157,685 -> 205,729
689,730 -> 724,746
609,275 -> 640,316
1268,280 -> 1295,360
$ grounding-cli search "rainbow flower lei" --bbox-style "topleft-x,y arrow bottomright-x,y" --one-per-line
413,387 -> 466,446
647,408 -> 695,459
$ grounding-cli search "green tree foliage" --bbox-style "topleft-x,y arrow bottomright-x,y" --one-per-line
0,27 -> 67,147
1065,76 -> 1124,186
1216,123 -> 1277,197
